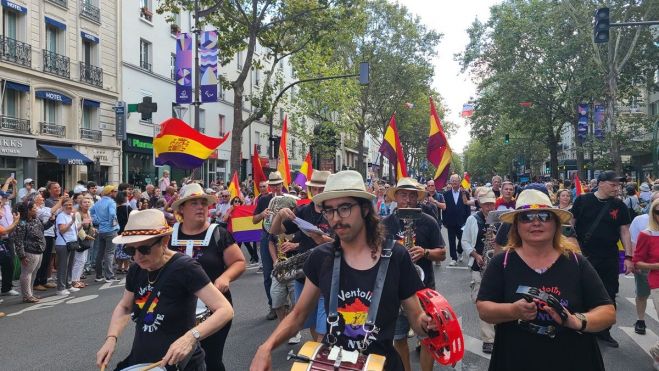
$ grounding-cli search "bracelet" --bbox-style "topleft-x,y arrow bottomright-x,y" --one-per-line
625,255 -> 633,260
106,335 -> 118,342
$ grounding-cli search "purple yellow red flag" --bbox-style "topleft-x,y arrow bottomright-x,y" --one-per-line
227,205 -> 262,243
574,173 -> 584,196
227,170 -> 241,200
154,118 -> 230,169
461,172 -> 471,190
252,145 -> 267,198
427,97 -> 452,188
277,115 -> 292,190
294,152 -> 313,189
378,113 -> 408,181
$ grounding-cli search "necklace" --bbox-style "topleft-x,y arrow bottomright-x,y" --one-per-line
147,267 -> 163,284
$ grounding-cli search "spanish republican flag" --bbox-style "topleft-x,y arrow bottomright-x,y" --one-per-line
154,118 -> 230,169
228,205 -> 262,243
227,170 -> 241,200
252,144 -> 267,198
277,115 -> 292,190
574,173 -> 584,196
294,152 -> 313,189
427,97 -> 452,188
378,113 -> 407,181
461,172 -> 471,190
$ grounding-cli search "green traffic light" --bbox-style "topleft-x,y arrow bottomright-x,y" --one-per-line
504,134 -> 510,144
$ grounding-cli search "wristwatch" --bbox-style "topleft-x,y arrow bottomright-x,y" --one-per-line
424,249 -> 429,258
574,312 -> 587,332
190,328 -> 201,341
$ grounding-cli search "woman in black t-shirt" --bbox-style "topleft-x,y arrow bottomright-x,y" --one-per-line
477,190 -> 616,371
96,209 -> 233,371
169,183 -> 246,371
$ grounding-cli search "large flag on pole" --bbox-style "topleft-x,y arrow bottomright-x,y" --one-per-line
574,173 -> 584,196
277,115 -> 292,190
294,152 -> 313,189
252,145 -> 267,198
378,113 -> 408,181
227,170 -> 241,200
427,97 -> 453,188
153,118 -> 230,169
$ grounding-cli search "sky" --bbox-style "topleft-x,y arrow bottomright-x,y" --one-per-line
398,0 -> 501,153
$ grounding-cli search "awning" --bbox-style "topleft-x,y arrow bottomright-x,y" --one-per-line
36,90 -> 72,105
45,16 -> 66,31
39,145 -> 93,165
2,0 -> 27,14
80,31 -> 99,44
4,81 -> 29,92
82,99 -> 100,108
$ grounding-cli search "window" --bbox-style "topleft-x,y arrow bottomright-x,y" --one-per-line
46,26 -> 58,53
4,10 -> 17,40
236,51 -> 243,70
254,68 -> 260,86
82,105 -> 96,129
140,39 -> 151,71
3,90 -> 17,117
171,13 -> 181,34
44,100 -> 58,123
255,131 -> 261,153
140,0 -> 153,22
170,53 -> 176,80
218,114 -> 225,136
199,109 -> 206,133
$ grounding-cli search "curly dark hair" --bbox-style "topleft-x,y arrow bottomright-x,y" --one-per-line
330,197 -> 384,260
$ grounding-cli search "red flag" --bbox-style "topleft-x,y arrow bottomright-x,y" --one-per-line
461,172 -> 471,189
252,145 -> 267,198
277,115 -> 291,190
227,170 -> 241,199
427,97 -> 453,188
574,173 -> 584,196
378,113 -> 408,181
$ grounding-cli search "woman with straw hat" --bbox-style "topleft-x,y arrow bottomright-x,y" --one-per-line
476,190 -> 616,371
96,209 -> 233,371
169,183 -> 246,371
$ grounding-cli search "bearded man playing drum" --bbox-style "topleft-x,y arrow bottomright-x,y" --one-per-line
250,170 -> 436,371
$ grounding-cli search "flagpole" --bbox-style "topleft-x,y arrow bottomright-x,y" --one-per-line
192,0 -> 201,181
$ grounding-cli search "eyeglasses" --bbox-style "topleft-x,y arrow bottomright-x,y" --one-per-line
518,211 -> 553,223
123,238 -> 162,257
322,203 -> 358,220
221,194 -> 229,198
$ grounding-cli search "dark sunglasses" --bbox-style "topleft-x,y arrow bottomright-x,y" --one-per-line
654,209 -> 659,216
518,211 -> 553,223
123,238 -> 162,257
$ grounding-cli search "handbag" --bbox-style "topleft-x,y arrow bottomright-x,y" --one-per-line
57,215 -> 80,252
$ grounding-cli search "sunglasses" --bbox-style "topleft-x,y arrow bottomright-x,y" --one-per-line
654,209 -> 659,216
123,238 -> 162,257
518,211 -> 553,223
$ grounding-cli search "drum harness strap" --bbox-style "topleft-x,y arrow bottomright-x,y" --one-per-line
327,239 -> 394,353
171,223 -> 219,255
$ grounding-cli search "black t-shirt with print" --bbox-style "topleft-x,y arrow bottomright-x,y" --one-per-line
124,253 -> 210,369
382,212 -> 443,288
303,243 -> 423,371
168,225 -> 236,300
571,193 -> 631,257
254,193 -> 274,231
282,202 -> 332,254
477,251 -> 612,371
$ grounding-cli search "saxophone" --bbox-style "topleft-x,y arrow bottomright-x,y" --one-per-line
398,208 -> 425,282
480,223 -> 497,276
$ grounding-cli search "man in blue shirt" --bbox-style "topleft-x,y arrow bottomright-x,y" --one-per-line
90,185 -> 119,282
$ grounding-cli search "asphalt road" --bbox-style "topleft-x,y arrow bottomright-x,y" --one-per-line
0,244 -> 656,371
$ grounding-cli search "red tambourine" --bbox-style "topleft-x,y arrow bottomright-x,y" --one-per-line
416,288 -> 465,366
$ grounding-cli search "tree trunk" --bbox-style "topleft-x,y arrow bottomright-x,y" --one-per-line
548,127 -> 559,180
230,86 -> 245,177
356,127 -> 366,178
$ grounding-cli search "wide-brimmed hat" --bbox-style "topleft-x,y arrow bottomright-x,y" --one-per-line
101,185 -> 117,195
500,189 -> 572,224
386,177 -> 426,200
478,188 -> 496,204
268,171 -> 284,185
312,170 -> 375,204
112,209 -> 173,245
171,183 -> 217,210
306,170 -> 331,188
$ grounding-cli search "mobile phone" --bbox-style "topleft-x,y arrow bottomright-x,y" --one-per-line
10,173 -> 14,179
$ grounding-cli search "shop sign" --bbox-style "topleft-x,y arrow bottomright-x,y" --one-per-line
124,136 -> 153,154
92,149 -> 110,162
0,136 -> 37,158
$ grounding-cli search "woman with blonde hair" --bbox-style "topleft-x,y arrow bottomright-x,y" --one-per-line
476,189 -> 616,370
71,195 -> 96,288
556,189 -> 572,211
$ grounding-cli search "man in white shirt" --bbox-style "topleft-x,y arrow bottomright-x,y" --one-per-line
17,178 -> 37,203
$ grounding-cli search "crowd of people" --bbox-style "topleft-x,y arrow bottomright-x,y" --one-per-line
0,168 -> 659,370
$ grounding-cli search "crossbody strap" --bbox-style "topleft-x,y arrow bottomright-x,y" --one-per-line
136,253 -> 182,325
581,200 -> 610,245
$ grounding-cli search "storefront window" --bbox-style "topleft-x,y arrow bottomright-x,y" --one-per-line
127,153 -> 154,190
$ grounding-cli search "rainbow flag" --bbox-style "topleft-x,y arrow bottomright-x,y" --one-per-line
277,115 -> 292,190
574,173 -> 584,196
294,152 -> 313,189
427,97 -> 452,188
154,118 -> 230,169
227,170 -> 241,200
252,144 -> 267,198
228,205 -> 262,243
378,113 -> 407,181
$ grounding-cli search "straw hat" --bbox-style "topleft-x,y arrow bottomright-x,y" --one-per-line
306,170 -> 331,188
312,170 -> 375,204
267,171 -> 284,185
386,177 -> 426,200
500,189 -> 572,224
478,189 -> 496,204
112,209 -> 173,244
171,183 -> 218,210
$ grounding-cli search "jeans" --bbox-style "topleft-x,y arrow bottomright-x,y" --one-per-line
244,242 -> 259,263
95,231 -> 117,279
445,224 -> 464,261
0,244 -> 15,293
20,253 -> 43,298
259,231 -> 273,307
34,236 -> 54,286
54,244 -> 74,291
86,235 -> 100,271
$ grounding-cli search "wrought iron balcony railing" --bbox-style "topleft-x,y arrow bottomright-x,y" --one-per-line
0,36 -> 31,67
80,62 -> 103,87
48,0 -> 67,8
0,116 -> 31,135
43,50 -> 70,79
80,128 -> 102,142
40,122 -> 66,137
80,0 -> 100,23
140,60 -> 152,71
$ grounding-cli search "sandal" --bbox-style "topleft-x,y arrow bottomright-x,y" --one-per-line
23,296 -> 40,303
72,281 -> 85,289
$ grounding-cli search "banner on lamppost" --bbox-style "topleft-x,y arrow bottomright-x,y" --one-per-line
200,30 -> 218,103
593,103 -> 605,139
176,33 -> 192,104
577,103 -> 589,142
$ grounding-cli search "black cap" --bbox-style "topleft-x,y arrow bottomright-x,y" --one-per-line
597,171 -> 625,183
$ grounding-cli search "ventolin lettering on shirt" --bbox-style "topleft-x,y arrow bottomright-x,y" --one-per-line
337,289 -> 381,351
532,286 -> 570,323
134,284 -> 166,333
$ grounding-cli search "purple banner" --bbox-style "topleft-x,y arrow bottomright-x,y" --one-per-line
200,31 -> 218,103
593,104 -> 605,139
176,33 -> 192,104
577,103 -> 589,142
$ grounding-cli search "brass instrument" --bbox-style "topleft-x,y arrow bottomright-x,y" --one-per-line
481,223 -> 497,276
397,208 -> 425,282
272,249 -> 312,284
263,195 -> 297,233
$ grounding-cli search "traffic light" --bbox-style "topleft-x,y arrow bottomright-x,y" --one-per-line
504,134 -> 510,144
594,7 -> 610,43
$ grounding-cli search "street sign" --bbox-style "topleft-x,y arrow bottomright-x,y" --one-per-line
115,101 -> 127,141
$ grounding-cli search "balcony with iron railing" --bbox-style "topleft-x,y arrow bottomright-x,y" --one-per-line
80,62 -> 103,87
0,36 -> 31,67
80,0 -> 100,23
47,0 -> 67,8
43,50 -> 70,79
140,59 -> 152,72
40,122 -> 66,137
80,128 -> 102,142
0,116 -> 31,135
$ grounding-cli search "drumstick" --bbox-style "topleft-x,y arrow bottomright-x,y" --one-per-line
140,361 -> 162,371
100,365 -> 105,371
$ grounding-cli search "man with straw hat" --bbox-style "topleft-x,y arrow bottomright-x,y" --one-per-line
251,170 -> 436,371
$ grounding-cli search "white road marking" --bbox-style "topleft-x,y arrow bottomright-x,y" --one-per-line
620,326 -> 658,360
626,297 -> 658,322
66,295 -> 99,304
454,317 -> 490,371
446,266 -> 469,270
99,277 -> 126,290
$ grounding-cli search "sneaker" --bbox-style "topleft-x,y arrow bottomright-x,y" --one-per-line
105,277 -> 120,283
448,260 -> 457,266
596,332 -> 619,348
266,308 -> 277,321
68,287 -> 80,292
482,342 -> 494,354
635,320 -> 646,335
256,266 -> 264,273
33,285 -> 47,291
1,289 -> 19,296
56,290 -> 70,296
458,254 -> 464,262
288,332 -> 302,345
44,282 -> 56,289
95,277 -> 105,282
